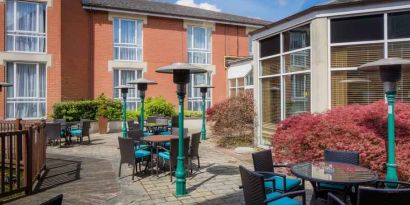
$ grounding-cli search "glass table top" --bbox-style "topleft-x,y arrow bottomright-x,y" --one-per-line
290,161 -> 378,185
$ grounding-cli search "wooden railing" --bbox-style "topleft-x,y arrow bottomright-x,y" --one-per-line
0,119 -> 47,197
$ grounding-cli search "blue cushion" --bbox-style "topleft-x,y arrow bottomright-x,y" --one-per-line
70,129 -> 82,136
134,149 -> 151,158
60,130 -> 65,137
135,144 -> 151,150
266,192 -> 301,205
164,142 -> 171,148
158,152 -> 170,160
319,182 -> 346,190
160,131 -> 172,135
144,132 -> 154,137
264,176 -> 301,191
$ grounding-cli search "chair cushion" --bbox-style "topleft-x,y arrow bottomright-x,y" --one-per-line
135,144 -> 151,150
160,131 -> 172,135
144,132 -> 154,137
158,152 -> 170,160
134,149 -> 151,158
264,176 -> 301,191
266,192 -> 301,205
70,129 -> 82,136
319,182 -> 346,190
164,142 -> 171,148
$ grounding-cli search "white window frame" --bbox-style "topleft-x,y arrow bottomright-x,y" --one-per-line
187,26 -> 212,65
113,69 -> 143,110
6,0 -> 47,53
6,62 -> 47,119
328,10 -> 410,109
113,18 -> 143,62
187,72 -> 212,111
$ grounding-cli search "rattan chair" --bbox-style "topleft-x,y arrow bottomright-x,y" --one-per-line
46,122 -> 62,146
40,194 -> 63,205
127,120 -> 139,131
128,129 -> 150,150
239,165 -> 306,205
328,180 -> 410,205
252,150 -> 304,193
70,120 -> 91,144
157,137 -> 190,182
118,137 -> 151,180
189,132 -> 201,173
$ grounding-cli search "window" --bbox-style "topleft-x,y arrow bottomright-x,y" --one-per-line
113,18 -> 143,61
331,15 -> 384,43
285,74 -> 310,117
283,24 -> 310,52
6,62 -> 46,119
187,26 -> 212,111
6,0 -> 47,53
260,34 -> 280,58
248,36 -> 253,54
388,11 -> 410,39
113,69 -> 142,110
229,72 -> 254,97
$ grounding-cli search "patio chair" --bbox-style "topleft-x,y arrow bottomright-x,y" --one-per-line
156,117 -> 169,132
171,116 -> 178,128
239,165 -> 306,205
252,150 -> 304,193
53,119 -> 67,137
327,181 -> 410,205
189,132 -> 201,173
45,122 -> 63,146
128,129 -> 150,150
157,137 -> 190,182
118,137 -> 151,180
127,120 -> 139,131
39,194 -> 63,205
318,150 -> 360,200
70,120 -> 91,144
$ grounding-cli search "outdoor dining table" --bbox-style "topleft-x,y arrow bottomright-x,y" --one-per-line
60,121 -> 80,144
143,135 -> 179,174
144,123 -> 168,134
290,161 -> 378,205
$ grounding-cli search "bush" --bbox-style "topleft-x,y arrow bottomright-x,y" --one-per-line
273,100 -> 410,180
145,97 -> 176,117
96,94 -> 122,121
207,92 -> 256,147
127,111 -> 140,120
184,110 -> 202,118
52,100 -> 99,122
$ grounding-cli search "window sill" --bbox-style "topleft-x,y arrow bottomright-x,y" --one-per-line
0,52 -> 52,67
108,60 -> 147,72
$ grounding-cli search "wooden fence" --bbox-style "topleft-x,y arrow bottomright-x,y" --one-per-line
0,119 -> 47,197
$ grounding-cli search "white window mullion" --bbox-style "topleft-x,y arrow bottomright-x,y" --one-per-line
384,13 -> 388,58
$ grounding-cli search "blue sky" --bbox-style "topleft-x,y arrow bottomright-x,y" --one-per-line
160,0 -> 330,21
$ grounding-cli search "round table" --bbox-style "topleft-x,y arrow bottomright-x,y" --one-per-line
143,135 -> 178,174
290,161 -> 378,205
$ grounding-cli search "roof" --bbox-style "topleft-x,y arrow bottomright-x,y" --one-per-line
227,56 -> 253,67
250,0 -> 407,35
82,0 -> 271,27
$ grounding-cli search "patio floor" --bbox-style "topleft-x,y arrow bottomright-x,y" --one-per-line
5,133 -> 312,205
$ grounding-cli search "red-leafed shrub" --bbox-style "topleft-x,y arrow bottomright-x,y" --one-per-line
207,92 -> 256,147
273,101 -> 410,180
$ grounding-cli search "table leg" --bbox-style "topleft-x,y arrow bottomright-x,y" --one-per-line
156,144 -> 159,176
150,142 -> 154,175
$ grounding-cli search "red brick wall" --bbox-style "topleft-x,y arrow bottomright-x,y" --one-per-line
61,0 -> 91,101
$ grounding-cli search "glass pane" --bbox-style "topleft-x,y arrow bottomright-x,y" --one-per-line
120,70 -> 136,98
6,103 -> 14,119
6,35 -> 14,51
16,1 -> 37,32
39,3 -> 46,33
6,0 -> 14,31
16,102 -> 38,118
120,47 -> 136,60
230,88 -> 236,96
39,37 -> 46,52
246,72 -> 254,86
187,27 -> 192,49
136,20 -> 143,46
284,74 -> 311,117
114,47 -> 119,60
15,36 -> 38,52
261,77 -> 281,146
16,64 -> 37,97
388,11 -> 410,39
260,56 -> 280,76
284,50 -> 311,73
193,27 -> 206,49
120,20 -> 136,44
229,79 -> 236,88
6,63 -> 14,98
331,43 -> 384,68
260,34 -> 280,58
113,70 -> 119,98
39,64 -> 46,98
39,102 -> 46,117
388,41 -> 410,59
114,18 -> 119,44
192,52 -> 207,64
238,78 -> 244,87
331,15 -> 384,43
283,24 -> 310,52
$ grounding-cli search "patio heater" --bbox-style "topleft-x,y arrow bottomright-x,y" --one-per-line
114,85 -> 135,138
156,63 -> 208,197
128,78 -> 157,130
194,84 -> 214,141
358,58 -> 410,184
0,82 -> 12,92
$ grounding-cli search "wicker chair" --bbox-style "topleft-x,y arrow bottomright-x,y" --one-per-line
118,137 -> 151,180
46,122 -> 62,146
157,137 -> 190,182
318,150 -> 360,201
252,150 -> 304,193
70,120 -> 91,144
239,165 -> 306,205
40,194 -> 63,205
128,129 -> 150,150
127,120 -> 139,131
327,181 -> 410,205
189,132 -> 201,173
172,127 -> 188,137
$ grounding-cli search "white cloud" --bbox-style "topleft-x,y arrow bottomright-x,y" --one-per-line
176,0 -> 221,12
277,0 -> 288,6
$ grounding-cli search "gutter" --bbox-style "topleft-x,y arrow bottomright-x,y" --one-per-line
82,5 -> 266,29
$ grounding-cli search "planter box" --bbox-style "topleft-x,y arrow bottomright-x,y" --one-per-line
89,121 -> 99,134
184,118 -> 202,134
107,121 -> 123,133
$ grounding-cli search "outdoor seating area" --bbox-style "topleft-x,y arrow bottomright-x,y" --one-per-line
45,119 -> 91,146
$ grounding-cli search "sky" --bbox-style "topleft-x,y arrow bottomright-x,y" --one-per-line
159,0 -> 330,21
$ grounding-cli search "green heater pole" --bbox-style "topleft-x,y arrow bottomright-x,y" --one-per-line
386,90 -> 398,183
140,94 -> 145,131
200,91 -> 207,141
122,90 -> 128,138
175,84 -> 187,196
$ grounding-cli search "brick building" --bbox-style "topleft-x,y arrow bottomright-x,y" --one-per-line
0,0 -> 269,119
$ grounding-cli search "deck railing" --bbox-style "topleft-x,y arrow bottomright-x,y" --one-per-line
0,119 -> 47,197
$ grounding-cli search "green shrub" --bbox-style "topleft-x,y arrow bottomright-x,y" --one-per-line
96,94 -> 122,121
145,97 -> 176,117
127,111 -> 140,120
52,100 -> 99,122
184,110 -> 202,118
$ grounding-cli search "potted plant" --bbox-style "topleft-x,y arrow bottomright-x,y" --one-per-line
96,94 -> 110,134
